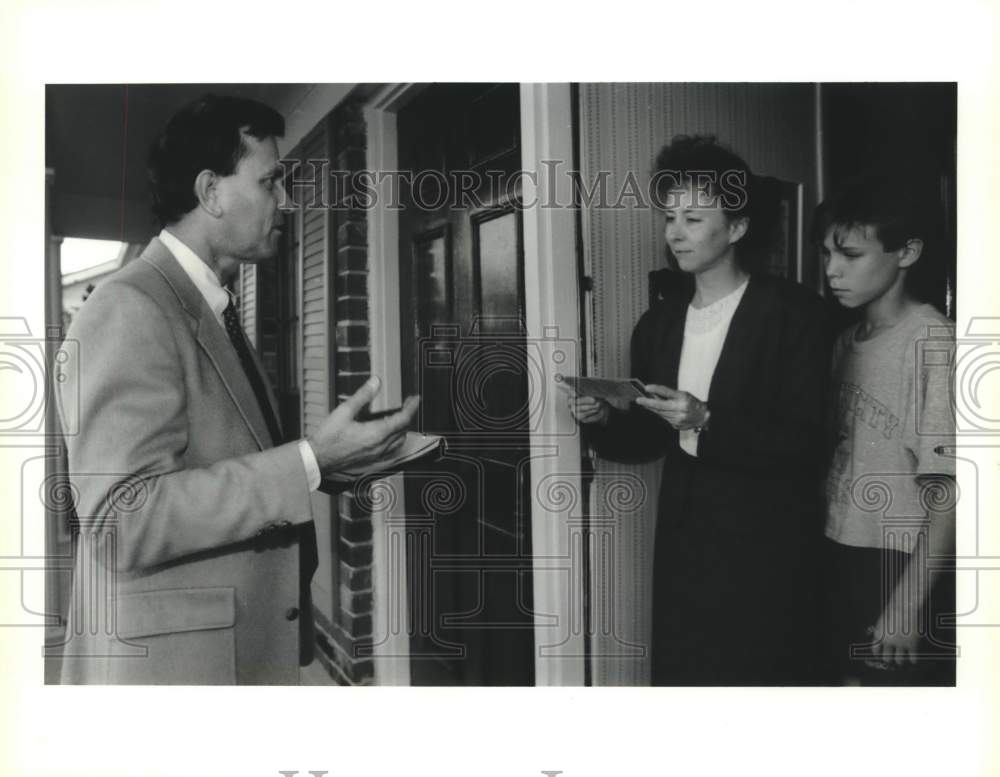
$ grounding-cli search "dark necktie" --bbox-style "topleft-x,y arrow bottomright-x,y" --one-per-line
222,301 -> 283,445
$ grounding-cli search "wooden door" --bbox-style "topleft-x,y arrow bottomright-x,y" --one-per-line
397,84 -> 535,685
822,83 -> 957,319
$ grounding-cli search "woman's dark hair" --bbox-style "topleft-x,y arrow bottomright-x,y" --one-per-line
147,94 -> 285,227
652,134 -> 775,271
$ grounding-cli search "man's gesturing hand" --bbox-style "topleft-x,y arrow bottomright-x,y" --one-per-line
307,376 -> 421,477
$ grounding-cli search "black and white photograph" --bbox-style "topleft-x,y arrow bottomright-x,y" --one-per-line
41,81 -> 959,688
2,3 -> 998,777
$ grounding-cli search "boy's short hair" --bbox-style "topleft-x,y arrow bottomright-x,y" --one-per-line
812,166 -> 950,306
810,167 -> 941,252
147,93 -> 285,227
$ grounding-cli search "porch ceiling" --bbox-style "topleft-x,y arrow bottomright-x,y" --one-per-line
46,83 -> 352,244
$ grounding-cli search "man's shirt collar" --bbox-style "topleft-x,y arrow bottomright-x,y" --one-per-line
158,229 -> 231,323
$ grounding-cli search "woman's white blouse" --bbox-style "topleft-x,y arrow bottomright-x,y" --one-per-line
676,279 -> 749,456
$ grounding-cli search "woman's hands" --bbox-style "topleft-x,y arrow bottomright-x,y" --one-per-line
635,385 -> 710,431
558,383 -> 611,426
560,382 -> 709,430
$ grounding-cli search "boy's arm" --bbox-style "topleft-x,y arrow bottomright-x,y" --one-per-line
872,324 -> 958,667
872,474 -> 956,667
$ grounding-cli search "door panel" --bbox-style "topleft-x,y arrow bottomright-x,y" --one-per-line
476,209 -> 521,324
397,84 -> 534,685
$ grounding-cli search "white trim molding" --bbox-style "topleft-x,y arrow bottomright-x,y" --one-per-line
364,84 -> 423,685
274,84 -> 356,157
520,83 -> 586,686
364,91 -> 407,413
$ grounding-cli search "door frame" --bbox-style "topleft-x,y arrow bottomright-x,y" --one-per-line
364,83 -> 422,685
519,83 -> 585,686
365,83 -> 584,686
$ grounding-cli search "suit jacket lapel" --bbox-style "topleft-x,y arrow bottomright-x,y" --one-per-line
707,275 -> 762,408
141,239 -> 274,450
240,328 -> 284,438
659,282 -> 694,389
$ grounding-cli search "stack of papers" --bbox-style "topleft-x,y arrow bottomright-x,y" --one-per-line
320,432 -> 445,489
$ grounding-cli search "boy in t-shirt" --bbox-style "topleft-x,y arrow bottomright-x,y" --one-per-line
816,171 -> 956,685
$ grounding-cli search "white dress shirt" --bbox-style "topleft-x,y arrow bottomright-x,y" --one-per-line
158,229 -> 321,490
676,278 -> 748,457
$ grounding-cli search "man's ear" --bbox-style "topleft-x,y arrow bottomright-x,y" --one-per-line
193,169 -> 223,217
728,216 -> 749,244
898,238 -> 923,268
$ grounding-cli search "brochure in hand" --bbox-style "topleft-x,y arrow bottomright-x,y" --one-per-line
556,374 -> 651,405
319,431 -> 445,494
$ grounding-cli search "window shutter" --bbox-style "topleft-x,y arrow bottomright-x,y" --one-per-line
300,124 -> 332,436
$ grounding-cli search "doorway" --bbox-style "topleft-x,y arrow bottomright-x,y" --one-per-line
821,83 -> 957,321
396,84 -> 535,685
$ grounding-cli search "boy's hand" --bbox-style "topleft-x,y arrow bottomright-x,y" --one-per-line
635,385 -> 709,430
866,612 -> 921,669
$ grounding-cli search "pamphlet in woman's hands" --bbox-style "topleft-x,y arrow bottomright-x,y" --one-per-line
556,374 -> 652,404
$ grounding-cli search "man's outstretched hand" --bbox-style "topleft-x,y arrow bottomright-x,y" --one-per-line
307,376 -> 421,477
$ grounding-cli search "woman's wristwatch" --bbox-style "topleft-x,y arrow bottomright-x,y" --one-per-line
692,400 -> 711,434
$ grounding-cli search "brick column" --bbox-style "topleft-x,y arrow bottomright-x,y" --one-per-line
312,97 -> 378,685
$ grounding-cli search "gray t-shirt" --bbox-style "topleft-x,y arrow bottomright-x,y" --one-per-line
825,304 -> 955,550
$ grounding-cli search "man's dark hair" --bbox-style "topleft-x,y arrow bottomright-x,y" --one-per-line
147,94 -> 285,227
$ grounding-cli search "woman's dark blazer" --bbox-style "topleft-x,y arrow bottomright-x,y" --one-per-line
589,273 -> 832,684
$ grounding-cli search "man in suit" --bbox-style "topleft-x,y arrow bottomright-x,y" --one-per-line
55,94 -> 418,684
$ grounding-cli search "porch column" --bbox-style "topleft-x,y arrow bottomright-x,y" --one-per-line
520,82 -> 586,686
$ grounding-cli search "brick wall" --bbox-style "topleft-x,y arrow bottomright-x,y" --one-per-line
310,96 -> 378,686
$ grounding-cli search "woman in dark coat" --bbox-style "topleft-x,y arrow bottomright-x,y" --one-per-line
569,136 -> 830,685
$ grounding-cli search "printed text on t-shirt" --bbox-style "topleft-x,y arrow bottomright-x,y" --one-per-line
836,381 -> 900,440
